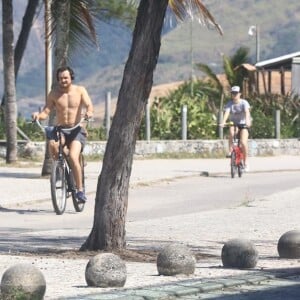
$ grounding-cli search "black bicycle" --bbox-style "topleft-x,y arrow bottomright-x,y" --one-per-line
35,118 -> 88,215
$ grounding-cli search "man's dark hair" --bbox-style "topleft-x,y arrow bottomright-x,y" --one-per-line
56,66 -> 75,81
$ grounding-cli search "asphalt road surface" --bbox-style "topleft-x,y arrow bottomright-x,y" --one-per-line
1,170 -> 299,229
127,171 -> 300,220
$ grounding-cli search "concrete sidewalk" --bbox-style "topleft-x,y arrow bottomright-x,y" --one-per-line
1,155 -> 300,299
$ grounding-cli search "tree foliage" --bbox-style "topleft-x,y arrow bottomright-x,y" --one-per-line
139,80 -> 300,140
140,80 -> 219,140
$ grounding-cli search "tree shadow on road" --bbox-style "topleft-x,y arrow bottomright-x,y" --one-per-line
0,172 -> 45,179
0,205 -> 50,214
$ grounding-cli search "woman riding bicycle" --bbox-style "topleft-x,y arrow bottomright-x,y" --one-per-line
32,66 -> 94,203
220,86 -> 251,172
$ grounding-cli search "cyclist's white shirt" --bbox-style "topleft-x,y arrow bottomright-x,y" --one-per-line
224,99 -> 250,125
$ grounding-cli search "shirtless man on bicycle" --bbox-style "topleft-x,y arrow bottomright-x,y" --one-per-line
32,66 -> 94,203
220,86 -> 251,171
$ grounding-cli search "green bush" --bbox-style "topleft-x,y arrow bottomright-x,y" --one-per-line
250,93 -> 300,138
139,80 -> 300,140
250,109 -> 274,138
0,115 -> 107,141
139,80 -> 219,140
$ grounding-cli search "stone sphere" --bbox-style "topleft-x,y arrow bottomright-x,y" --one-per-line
85,253 -> 126,287
1,263 -> 46,300
221,238 -> 258,269
157,243 -> 196,276
278,230 -> 300,258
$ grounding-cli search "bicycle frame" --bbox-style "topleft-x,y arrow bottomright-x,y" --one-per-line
34,118 -> 88,214
232,129 -> 244,166
225,123 -> 247,178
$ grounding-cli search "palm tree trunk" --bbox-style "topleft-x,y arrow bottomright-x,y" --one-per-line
1,0 -> 40,107
2,0 -> 17,163
15,0 -> 40,77
41,0 -> 70,176
52,0 -> 70,69
81,0 -> 169,251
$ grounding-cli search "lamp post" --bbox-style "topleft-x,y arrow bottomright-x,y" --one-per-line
248,25 -> 260,63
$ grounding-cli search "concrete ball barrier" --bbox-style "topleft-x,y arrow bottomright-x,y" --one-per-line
85,253 -> 127,287
221,238 -> 258,269
278,230 -> 300,258
0,263 -> 46,300
157,243 -> 196,276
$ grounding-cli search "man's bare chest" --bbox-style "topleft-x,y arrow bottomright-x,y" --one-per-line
55,93 -> 81,108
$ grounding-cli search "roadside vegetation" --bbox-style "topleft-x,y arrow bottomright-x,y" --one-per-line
0,79 -> 298,142
139,80 -> 300,140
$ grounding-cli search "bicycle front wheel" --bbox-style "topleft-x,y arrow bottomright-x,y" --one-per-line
71,154 -> 85,212
50,160 -> 67,215
230,152 -> 237,178
238,149 -> 244,178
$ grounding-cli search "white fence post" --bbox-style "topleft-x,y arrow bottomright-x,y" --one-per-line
145,100 -> 151,141
181,105 -> 187,140
275,109 -> 280,139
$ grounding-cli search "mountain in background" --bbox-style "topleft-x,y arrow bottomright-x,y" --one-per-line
1,0 -> 300,118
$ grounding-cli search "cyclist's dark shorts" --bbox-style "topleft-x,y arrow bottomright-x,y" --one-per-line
236,124 -> 249,131
47,126 -> 87,148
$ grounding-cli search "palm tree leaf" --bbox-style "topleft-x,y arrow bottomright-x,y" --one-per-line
230,46 -> 250,67
223,55 -> 235,87
168,0 -> 222,35
50,0 -> 100,51
196,63 -> 223,91
69,0 -> 99,49
94,0 -> 138,28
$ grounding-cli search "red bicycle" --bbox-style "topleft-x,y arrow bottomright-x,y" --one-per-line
224,122 -> 247,178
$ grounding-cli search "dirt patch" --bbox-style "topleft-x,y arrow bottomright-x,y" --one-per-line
2,248 -> 216,263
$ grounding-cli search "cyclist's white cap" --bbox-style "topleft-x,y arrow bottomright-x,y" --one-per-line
231,86 -> 240,92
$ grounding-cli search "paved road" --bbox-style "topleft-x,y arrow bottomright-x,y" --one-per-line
1,166 -> 300,231
128,171 -> 300,220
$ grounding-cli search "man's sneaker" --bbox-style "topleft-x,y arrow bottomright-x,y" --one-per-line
244,164 -> 250,172
76,191 -> 87,203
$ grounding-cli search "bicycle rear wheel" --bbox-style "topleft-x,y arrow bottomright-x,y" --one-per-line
238,164 -> 243,177
71,154 -> 85,212
230,152 -> 237,178
50,160 -> 67,215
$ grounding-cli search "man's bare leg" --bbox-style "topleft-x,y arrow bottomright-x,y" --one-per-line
68,140 -> 86,202
49,140 -> 59,160
240,129 -> 249,168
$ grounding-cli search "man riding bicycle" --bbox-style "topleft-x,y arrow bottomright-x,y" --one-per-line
220,86 -> 251,172
32,66 -> 94,203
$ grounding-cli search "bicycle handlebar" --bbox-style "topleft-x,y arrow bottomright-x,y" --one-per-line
220,122 -> 248,129
32,117 -> 93,134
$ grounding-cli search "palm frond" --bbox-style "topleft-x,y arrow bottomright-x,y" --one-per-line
51,0 -> 99,52
230,46 -> 250,68
168,0 -> 222,35
93,0 -> 137,28
223,55 -> 235,87
70,0 -> 99,49
196,63 -> 223,91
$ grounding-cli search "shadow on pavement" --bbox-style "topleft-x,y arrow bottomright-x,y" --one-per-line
0,172 -> 43,179
0,206 -> 50,214
0,229 -> 86,253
